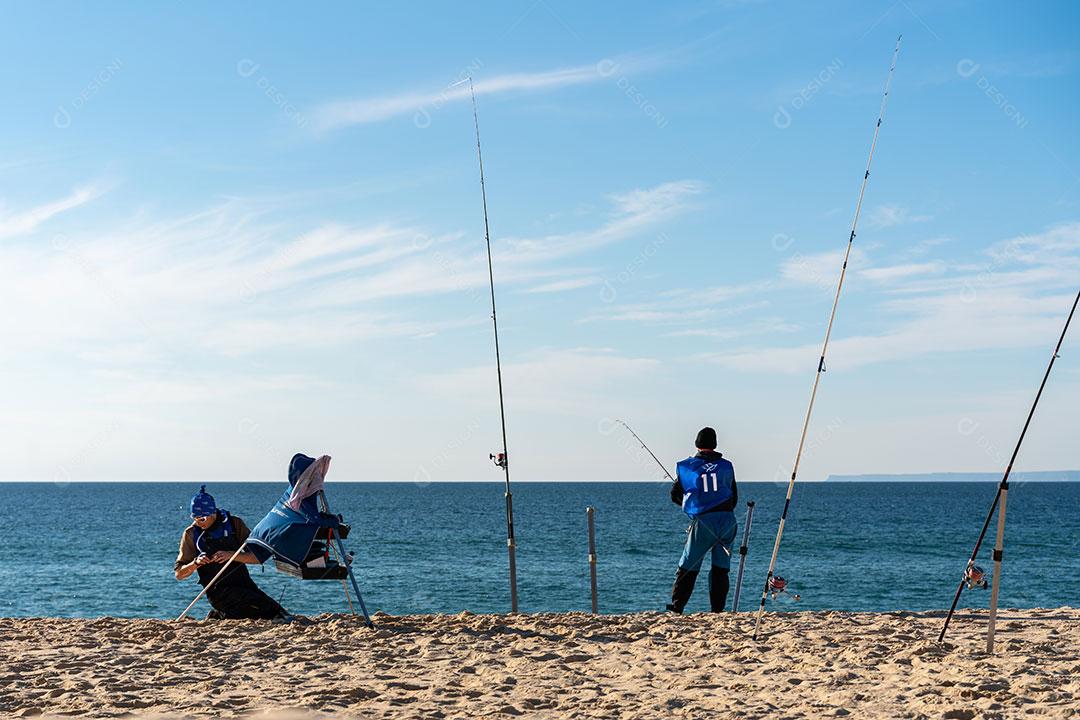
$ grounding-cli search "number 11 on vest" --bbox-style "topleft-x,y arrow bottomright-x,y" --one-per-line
700,473 -> 720,492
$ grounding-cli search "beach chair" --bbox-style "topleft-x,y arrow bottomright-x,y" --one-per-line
247,453 -> 373,625
177,453 -> 373,627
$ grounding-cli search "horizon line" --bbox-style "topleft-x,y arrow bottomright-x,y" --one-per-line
6,475 -> 1078,485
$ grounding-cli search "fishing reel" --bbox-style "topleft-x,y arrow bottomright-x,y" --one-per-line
964,563 -> 989,590
489,452 -> 507,469
768,575 -> 802,602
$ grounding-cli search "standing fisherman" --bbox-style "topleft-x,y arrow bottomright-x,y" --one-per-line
667,427 -> 739,614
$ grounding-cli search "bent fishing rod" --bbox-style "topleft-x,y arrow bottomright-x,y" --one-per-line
615,419 -> 675,482
752,36 -> 902,640
939,288 -> 1079,649
459,76 -> 519,613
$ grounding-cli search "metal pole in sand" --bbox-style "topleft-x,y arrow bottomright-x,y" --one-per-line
176,544 -> 247,621
587,506 -> 599,614
732,501 -> 755,612
985,482 -> 1008,652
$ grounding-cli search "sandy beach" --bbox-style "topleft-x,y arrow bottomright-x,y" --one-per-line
0,608 -> 1076,719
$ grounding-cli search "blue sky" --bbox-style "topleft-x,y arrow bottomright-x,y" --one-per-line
0,1 -> 1077,482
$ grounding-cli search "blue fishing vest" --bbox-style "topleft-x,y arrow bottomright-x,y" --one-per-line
191,510 -> 254,591
677,456 -> 735,517
193,510 -> 234,555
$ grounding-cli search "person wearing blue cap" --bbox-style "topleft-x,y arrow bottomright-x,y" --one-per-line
174,485 -> 288,620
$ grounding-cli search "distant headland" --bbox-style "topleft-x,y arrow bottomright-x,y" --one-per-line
826,471 -> 1080,482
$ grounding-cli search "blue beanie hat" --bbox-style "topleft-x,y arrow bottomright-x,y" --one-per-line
190,485 -> 217,518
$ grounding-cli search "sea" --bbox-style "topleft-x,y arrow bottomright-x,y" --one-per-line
1,481 -> 1077,619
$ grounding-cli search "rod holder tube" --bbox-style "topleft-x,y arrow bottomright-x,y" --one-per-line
732,501 -> 755,612
986,483 -> 1008,652
586,506 -> 598,614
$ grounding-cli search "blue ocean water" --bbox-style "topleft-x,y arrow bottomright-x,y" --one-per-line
0,481 -> 1076,619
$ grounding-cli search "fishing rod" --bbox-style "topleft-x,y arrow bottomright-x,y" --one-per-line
752,36 -> 902,640
939,288 -> 1079,649
460,76 -> 519,613
615,419 -> 675,482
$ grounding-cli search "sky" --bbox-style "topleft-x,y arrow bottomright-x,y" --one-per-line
0,1 -> 1077,482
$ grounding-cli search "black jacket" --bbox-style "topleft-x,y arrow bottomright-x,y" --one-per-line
669,450 -> 738,512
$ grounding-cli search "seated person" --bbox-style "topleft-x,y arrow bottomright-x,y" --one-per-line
174,486 -> 288,620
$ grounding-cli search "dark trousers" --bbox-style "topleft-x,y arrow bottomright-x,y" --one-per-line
208,583 -> 286,619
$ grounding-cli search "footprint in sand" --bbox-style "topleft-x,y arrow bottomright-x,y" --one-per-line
560,653 -> 592,663
942,710 -> 976,720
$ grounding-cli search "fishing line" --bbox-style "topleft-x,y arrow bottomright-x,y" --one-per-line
614,419 -> 675,482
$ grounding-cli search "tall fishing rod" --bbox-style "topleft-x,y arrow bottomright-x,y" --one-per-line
939,289 -> 1079,649
615,419 -> 675,482
752,36 -> 902,640
461,76 -> 518,613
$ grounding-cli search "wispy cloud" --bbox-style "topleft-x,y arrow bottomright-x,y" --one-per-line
0,178 -> 702,365
711,289 -> 1073,374
860,261 -> 945,282
905,236 -> 951,257
989,221 -> 1080,264
976,51 -> 1077,79
0,183 -> 107,240
417,347 -> 660,414
780,248 -> 868,289
864,203 -> 932,229
781,250 -> 947,290
590,308 -> 718,324
710,223 -> 1080,373
313,60 -> 619,132
90,370 -> 330,405
0,195 -> 452,365
302,179 -> 704,307
522,277 -> 600,294
501,180 -> 705,263
580,283 -> 770,326
667,319 -> 799,340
